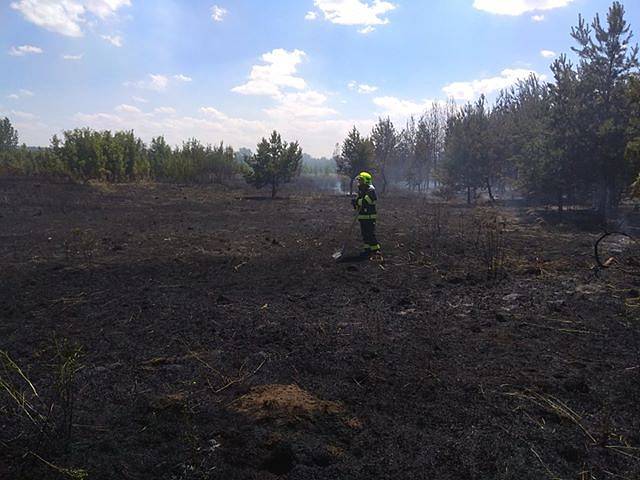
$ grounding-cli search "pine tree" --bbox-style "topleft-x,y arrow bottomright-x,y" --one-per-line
244,131 -> 302,198
335,126 -> 374,194
0,117 -> 19,152
371,117 -> 398,194
571,1 -> 639,214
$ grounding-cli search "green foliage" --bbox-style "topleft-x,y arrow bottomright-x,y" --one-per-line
0,127 -> 241,184
442,96 -> 493,203
626,76 -> 640,194
0,117 -> 19,151
244,131 -> 303,197
569,1 -> 639,213
301,153 -> 335,175
1,342 -> 86,478
435,1 -> 639,213
371,117 -> 398,193
336,126 -> 374,194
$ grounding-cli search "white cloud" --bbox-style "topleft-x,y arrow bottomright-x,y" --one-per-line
314,0 -> 397,31
232,48 -> 307,97
348,81 -> 378,94
62,53 -> 83,60
229,48 -> 362,153
473,0 -> 574,16
10,110 -> 39,120
74,112 -> 123,124
10,0 -> 84,37
305,11 -> 317,20
132,96 -> 148,103
150,74 -> 169,91
154,106 -> 176,114
232,49 -> 338,123
540,49 -> 556,58
373,96 -> 435,118
115,104 -> 141,114
173,74 -> 192,82
73,107 -> 269,152
8,45 -> 43,56
101,34 -> 123,47
211,5 -> 227,22
10,0 -> 130,37
442,68 -> 544,100
264,90 -> 337,119
358,25 -> 375,34
125,74 -> 170,92
85,0 -> 130,19
200,107 -> 228,119
273,117 -> 375,157
531,14 -> 545,21
7,89 -> 36,100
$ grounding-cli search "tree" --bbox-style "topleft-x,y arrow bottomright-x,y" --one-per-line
149,136 -> 172,179
371,117 -> 398,194
0,117 -> 19,152
398,117 -> 418,190
335,126 -> 374,194
244,131 -> 302,198
442,96 -> 491,204
571,1 -> 639,215
500,75 -> 559,207
626,75 -> 640,194
210,142 -> 237,184
413,112 -> 434,192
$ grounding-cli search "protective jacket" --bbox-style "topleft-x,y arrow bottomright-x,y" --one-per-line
354,184 -> 377,220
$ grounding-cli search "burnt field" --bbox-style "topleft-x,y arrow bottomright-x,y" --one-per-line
1,177 -> 639,479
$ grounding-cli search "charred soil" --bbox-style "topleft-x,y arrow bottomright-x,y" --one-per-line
1,178 -> 639,479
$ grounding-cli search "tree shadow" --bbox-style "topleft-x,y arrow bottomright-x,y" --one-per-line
239,196 -> 291,201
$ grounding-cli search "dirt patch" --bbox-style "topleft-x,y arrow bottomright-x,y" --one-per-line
232,384 -> 343,420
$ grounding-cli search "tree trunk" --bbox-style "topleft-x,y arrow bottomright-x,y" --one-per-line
557,191 -> 563,213
485,178 -> 495,204
271,181 -> 277,198
349,177 -> 354,195
467,186 -> 472,205
595,179 -> 615,220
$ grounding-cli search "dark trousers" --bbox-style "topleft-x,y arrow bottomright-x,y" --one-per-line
359,220 -> 380,251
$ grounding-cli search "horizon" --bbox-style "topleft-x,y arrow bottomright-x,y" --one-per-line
2,0 -> 639,157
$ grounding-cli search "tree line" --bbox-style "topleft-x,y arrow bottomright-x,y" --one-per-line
0,121 -> 304,196
334,1 -> 640,216
0,125 -> 240,184
335,101 -> 454,195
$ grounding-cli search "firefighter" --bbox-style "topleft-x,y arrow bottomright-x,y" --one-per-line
352,171 -> 381,258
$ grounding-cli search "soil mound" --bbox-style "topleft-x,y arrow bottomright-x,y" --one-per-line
232,384 -> 343,420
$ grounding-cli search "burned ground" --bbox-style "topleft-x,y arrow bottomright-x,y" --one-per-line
1,177 -> 639,479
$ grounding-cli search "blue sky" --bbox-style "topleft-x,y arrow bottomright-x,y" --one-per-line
1,0 -> 638,156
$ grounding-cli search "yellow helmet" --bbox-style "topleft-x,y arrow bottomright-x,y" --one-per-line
356,171 -> 372,185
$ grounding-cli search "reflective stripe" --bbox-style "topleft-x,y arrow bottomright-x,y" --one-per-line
364,195 -> 375,205
358,214 -> 377,220
369,244 -> 381,251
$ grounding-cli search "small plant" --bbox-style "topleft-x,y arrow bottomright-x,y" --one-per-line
0,339 -> 85,477
53,338 -> 84,447
473,212 -> 507,281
